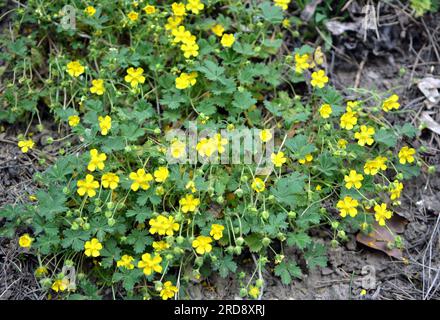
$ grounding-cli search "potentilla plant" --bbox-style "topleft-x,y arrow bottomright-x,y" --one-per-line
0,0 -> 431,300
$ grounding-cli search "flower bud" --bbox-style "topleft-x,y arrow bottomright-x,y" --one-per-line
262,237 -> 271,246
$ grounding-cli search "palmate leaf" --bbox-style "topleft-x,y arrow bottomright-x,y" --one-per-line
274,260 -> 302,285
270,172 -> 305,208
259,2 -> 284,24
36,185 -> 67,220
287,232 -> 312,250
232,90 -> 257,110
196,60 -> 224,82
245,233 -> 264,252
213,254 -> 238,278
304,243 -> 328,269
126,229 -> 153,253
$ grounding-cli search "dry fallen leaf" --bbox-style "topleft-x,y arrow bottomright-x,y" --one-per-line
418,77 -> 440,105
325,20 -> 361,36
420,112 -> 440,136
356,214 -> 408,260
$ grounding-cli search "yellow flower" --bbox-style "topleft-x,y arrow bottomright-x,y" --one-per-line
127,11 -> 139,22
117,255 -> 135,269
88,149 -> 107,171
138,253 -> 162,275
344,170 -> 364,189
360,289 -> 367,296
336,196 -> 359,218
211,24 -> 225,37
165,16 -> 183,31
221,33 -> 235,47
311,70 -> 329,88
251,177 -> 265,193
271,151 -> 287,167
315,185 -> 322,191
156,185 -> 165,196
160,281 -> 178,300
124,67 -> 145,88
192,236 -> 213,255
364,156 -> 387,175
374,203 -> 392,226
249,286 -> 260,299
282,18 -> 291,28
66,60 -> 85,77
172,26 -> 190,43
18,139 -> 35,153
382,94 -> 400,112
340,110 -> 358,130
196,137 -> 217,157
165,16 -> 183,30
172,2 -> 186,16
259,129 -> 273,142
19,234 -> 33,248
101,172 -> 119,190
215,134 -> 228,154
186,0 -> 204,14
98,115 -> 112,135
298,154 -> 313,164
347,101 -> 360,111
129,169 -> 153,191
152,241 -> 170,252
354,125 -> 375,146
210,224 -> 225,240
68,115 -> 80,127
84,238 -> 103,257
90,79 -> 105,95
84,6 -> 96,16
398,146 -> 416,164
319,104 -> 332,119
175,72 -> 197,89
294,53 -> 310,74
390,180 -> 403,200
337,139 -> 348,149
52,279 -> 69,292
143,5 -> 156,14
181,42 -> 199,58
185,180 -> 197,193
77,174 -> 100,197
179,194 -> 200,213
35,266 -> 48,277
154,167 -> 169,183
274,0 -> 291,10
170,140 -> 186,158
149,215 -> 180,236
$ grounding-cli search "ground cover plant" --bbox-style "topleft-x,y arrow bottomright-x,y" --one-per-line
0,0 -> 437,300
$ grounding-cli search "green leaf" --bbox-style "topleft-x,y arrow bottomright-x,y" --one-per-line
316,152 -> 338,177
214,254 -> 237,278
375,128 -> 397,147
119,123 -> 144,142
296,206 -> 321,229
245,233 -> 264,252
126,229 -> 153,253
196,60 -> 224,82
287,232 -> 312,250
274,260 -> 302,285
61,229 -> 91,252
259,2 -> 284,24
285,134 -> 316,158
270,172 -> 305,208
232,90 -> 257,110
36,185 -> 67,220
396,123 -> 418,138
304,243 -> 327,269
125,207 -> 152,223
